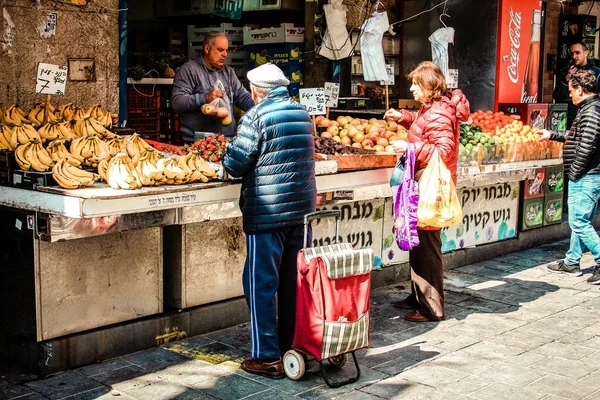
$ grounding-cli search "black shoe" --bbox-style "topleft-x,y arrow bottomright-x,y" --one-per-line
587,265 -> 600,285
547,260 -> 582,276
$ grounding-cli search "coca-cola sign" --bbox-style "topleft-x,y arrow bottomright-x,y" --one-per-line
507,8 -> 522,84
496,0 -> 541,106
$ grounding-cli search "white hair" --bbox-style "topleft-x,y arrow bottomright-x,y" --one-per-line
250,83 -> 272,97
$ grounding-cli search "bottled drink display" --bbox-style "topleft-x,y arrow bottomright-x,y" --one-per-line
521,10 -> 542,103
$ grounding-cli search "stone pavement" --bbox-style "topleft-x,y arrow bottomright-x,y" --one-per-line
3,238 -> 600,400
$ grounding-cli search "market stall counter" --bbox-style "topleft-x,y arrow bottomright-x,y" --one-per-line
0,151 -> 564,374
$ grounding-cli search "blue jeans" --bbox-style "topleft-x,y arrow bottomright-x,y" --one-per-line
243,225 -> 309,360
565,174 -> 600,265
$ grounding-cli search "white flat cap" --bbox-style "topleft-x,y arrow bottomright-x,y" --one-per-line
247,63 -> 290,88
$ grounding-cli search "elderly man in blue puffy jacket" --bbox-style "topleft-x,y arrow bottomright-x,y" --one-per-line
223,63 -> 317,379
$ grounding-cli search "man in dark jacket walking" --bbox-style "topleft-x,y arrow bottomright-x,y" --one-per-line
223,63 -> 317,378
553,41 -> 600,129
540,69 -> 600,284
171,31 -> 255,142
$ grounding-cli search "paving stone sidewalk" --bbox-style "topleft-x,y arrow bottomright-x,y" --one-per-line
3,238 -> 600,400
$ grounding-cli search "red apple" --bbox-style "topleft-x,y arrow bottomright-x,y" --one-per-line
201,104 -> 217,116
383,131 -> 395,140
352,142 -> 363,149
327,125 -> 339,136
341,136 -> 352,145
216,107 -> 229,119
386,120 -> 398,132
376,137 -> 389,147
353,132 -> 365,143
366,132 -> 380,142
320,131 -> 333,139
362,139 -> 374,148
317,118 -> 330,127
336,116 -> 349,126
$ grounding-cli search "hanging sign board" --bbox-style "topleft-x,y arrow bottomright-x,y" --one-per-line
379,64 -> 395,86
299,88 -> 326,115
324,82 -> 340,108
35,63 -> 67,95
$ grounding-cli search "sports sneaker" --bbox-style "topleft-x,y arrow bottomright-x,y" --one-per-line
547,260 -> 583,276
587,265 -> 600,285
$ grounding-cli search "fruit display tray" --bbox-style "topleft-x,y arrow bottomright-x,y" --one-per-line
315,153 -> 397,171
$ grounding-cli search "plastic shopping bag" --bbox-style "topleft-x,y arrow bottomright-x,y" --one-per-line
392,143 -> 419,251
360,12 -> 389,81
200,80 -> 232,126
417,149 -> 462,228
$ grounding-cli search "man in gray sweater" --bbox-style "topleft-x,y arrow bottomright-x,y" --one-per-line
172,31 -> 255,142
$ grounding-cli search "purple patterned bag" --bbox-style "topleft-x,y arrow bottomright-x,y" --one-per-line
392,143 -> 420,251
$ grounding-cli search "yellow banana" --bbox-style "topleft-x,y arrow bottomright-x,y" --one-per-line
52,160 -> 82,189
14,143 -> 31,170
34,142 -> 55,168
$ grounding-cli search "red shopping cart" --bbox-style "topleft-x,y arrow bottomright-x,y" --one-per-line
283,210 -> 373,388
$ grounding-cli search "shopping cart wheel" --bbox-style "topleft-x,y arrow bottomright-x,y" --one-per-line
283,350 -> 305,381
327,353 -> 348,368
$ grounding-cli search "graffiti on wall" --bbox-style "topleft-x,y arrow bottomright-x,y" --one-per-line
442,182 -> 519,253
311,200 -> 385,267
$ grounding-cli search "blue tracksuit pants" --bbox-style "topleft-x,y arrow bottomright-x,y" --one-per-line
243,225 -> 310,360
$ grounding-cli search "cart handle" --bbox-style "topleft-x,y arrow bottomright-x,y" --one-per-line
303,210 -> 341,248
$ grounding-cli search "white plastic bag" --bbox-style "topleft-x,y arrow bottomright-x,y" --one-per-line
360,12 -> 389,81
318,0 -> 354,60
429,27 -> 455,80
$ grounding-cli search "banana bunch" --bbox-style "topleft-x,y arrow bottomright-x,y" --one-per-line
105,136 -> 126,157
97,110 -> 114,129
156,158 -> 189,185
70,135 -> 110,167
27,102 -> 58,127
0,125 -> 18,150
103,152 -> 143,190
14,140 -> 55,172
86,104 -> 105,119
131,146 -> 163,167
38,121 -> 77,142
125,133 -> 152,158
72,107 -> 86,121
56,103 -> 75,122
177,151 -> 218,183
73,116 -> 115,139
134,153 -> 167,186
12,123 -> 41,145
46,139 -> 84,167
2,105 -> 30,126
52,159 -> 99,189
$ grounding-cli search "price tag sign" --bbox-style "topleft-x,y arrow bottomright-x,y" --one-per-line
35,63 -> 68,95
447,69 -> 459,89
324,82 -> 340,108
379,64 -> 395,86
299,88 -> 326,115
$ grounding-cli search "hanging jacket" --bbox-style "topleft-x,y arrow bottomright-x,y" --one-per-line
223,86 -> 317,234
399,89 -> 470,184
550,94 -> 600,181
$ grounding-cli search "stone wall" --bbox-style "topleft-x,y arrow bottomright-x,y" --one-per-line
0,0 -> 120,113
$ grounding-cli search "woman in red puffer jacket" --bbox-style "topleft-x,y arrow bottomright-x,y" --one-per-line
385,61 -> 470,322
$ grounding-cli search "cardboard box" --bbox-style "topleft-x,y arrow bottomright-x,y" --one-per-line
12,170 -> 56,190
523,167 -> 545,199
545,164 -> 565,194
243,23 -> 304,45
497,103 -> 548,130
548,103 -> 568,134
544,192 -> 564,226
520,197 -> 544,231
